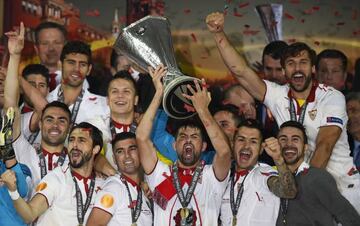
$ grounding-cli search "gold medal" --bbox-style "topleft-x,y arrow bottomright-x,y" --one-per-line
180,207 -> 189,220
232,216 -> 237,226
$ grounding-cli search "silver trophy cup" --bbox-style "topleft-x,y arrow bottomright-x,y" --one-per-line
113,15 -> 201,119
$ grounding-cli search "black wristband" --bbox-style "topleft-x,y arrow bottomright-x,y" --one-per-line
1,144 -> 15,161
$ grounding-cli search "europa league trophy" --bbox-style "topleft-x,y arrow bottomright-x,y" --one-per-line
255,4 -> 283,42
113,15 -> 200,119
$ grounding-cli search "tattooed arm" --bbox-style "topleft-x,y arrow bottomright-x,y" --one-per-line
263,137 -> 297,198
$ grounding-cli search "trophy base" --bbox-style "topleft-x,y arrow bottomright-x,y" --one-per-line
163,75 -> 201,119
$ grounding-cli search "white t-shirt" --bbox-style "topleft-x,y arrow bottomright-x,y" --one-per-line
47,85 -> 110,124
220,163 -> 280,226
34,164 -> 104,226
146,160 -> 228,226
263,80 -> 360,190
13,134 -> 69,199
92,174 -> 153,226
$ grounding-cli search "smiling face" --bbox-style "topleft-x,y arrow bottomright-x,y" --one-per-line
233,126 -> 262,170
278,126 -> 307,169
113,137 -> 140,176
107,78 -> 138,115
61,53 -> 91,87
40,107 -> 70,146
284,50 -> 315,93
173,126 -> 206,167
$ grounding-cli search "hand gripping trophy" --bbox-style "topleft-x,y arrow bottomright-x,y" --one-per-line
113,15 -> 201,119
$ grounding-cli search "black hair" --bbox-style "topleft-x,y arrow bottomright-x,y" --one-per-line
60,41 -> 92,64
280,42 -> 317,68
236,118 -> 264,142
107,70 -> 138,95
112,131 -> 136,147
173,118 -> 206,141
262,40 -> 288,63
279,121 -> 308,144
69,122 -> 103,150
316,49 -> 348,72
22,64 -> 50,85
41,101 -> 71,122
34,21 -> 67,44
212,103 -> 242,127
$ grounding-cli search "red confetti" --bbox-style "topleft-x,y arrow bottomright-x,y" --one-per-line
223,10 -> 228,16
243,29 -> 260,36
81,128 -> 92,133
89,97 -> 97,101
190,33 -> 197,42
334,11 -> 341,17
314,41 -> 320,46
336,22 -> 345,26
86,9 -> 100,17
353,31 -> 358,36
183,9 -> 191,14
238,2 -> 249,8
289,0 -> 300,4
200,56 -> 208,59
300,19 -> 305,23
284,12 -> 295,20
233,8 -> 243,17
184,103 -> 195,113
303,8 -> 314,15
312,6 -> 320,11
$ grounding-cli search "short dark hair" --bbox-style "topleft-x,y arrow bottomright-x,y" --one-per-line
212,103 -> 242,126
69,122 -> 103,150
107,70 -> 138,95
279,121 -> 308,144
22,64 -> 50,85
316,49 -> 348,72
34,21 -> 67,44
174,118 -> 205,140
262,40 -> 288,63
41,101 -> 71,122
112,131 -> 136,147
236,119 -> 264,142
280,42 -> 317,68
60,41 -> 92,64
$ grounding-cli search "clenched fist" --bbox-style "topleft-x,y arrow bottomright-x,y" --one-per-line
0,169 -> 17,192
262,137 -> 282,163
205,12 -> 225,33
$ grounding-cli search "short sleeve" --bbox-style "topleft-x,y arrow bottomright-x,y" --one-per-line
319,90 -> 347,130
93,179 -> 120,216
34,171 -> 61,206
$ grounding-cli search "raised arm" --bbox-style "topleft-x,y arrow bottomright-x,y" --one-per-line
136,65 -> 167,174
205,12 -> 266,101
4,22 -> 25,138
183,79 -> 231,181
263,137 -> 297,198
